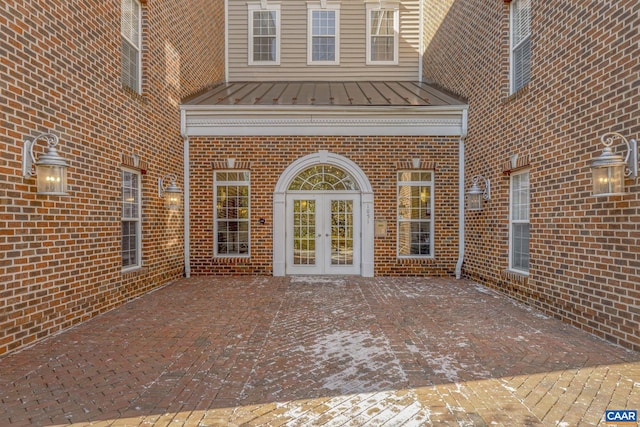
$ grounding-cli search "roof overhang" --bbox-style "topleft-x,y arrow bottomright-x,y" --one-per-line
180,104 -> 468,137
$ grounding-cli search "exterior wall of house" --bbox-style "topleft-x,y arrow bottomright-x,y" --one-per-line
227,0 -> 421,81
188,136 -> 460,276
0,0 -> 224,356
423,0 -> 640,351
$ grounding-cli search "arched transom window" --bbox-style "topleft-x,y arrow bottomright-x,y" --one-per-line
288,165 -> 359,191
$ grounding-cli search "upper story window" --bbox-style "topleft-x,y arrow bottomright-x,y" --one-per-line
397,171 -> 434,258
509,169 -> 529,273
307,2 -> 340,65
248,2 -> 281,65
366,2 -> 399,65
510,0 -> 531,93
121,0 -> 142,92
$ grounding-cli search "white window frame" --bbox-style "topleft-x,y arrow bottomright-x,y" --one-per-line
397,170 -> 434,259
509,169 -> 530,274
510,0 -> 531,93
365,1 -> 399,65
248,2 -> 281,66
122,168 -> 142,271
307,2 -> 340,65
214,171 -> 251,258
121,0 -> 142,92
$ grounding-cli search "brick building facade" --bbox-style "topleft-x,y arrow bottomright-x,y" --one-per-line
423,0 -> 640,351
2,0 -> 639,357
187,136 -> 461,277
0,0 -> 224,356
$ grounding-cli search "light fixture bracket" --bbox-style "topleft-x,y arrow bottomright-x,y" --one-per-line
597,132 -> 638,179
22,133 -> 67,177
22,132 -> 69,195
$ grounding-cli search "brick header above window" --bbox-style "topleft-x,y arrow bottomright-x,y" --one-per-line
502,154 -> 529,175
122,153 -> 148,174
211,160 -> 251,170
396,160 -> 437,170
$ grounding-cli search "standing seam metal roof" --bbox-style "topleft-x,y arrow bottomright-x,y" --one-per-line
183,81 -> 466,107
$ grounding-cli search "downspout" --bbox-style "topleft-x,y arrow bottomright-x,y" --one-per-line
418,0 -> 423,82
224,0 -> 229,83
181,109 -> 191,278
455,108 -> 468,279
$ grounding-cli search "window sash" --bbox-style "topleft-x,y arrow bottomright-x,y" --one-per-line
366,5 -> 398,65
510,0 -> 531,92
509,170 -> 530,273
248,5 -> 280,65
308,8 -> 339,64
214,171 -> 251,257
121,0 -> 141,92
122,169 -> 142,270
397,171 -> 434,258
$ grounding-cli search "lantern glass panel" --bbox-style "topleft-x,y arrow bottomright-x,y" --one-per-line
592,164 -> 625,196
165,191 -> 182,210
36,164 -> 67,195
467,192 -> 482,211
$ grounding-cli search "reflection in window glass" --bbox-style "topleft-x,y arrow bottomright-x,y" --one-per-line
122,169 -> 141,269
510,170 -> 529,272
215,171 -> 250,256
397,171 -> 433,257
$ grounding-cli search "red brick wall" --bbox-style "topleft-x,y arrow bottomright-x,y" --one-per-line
0,0 -> 224,356
423,0 -> 640,351
188,136 -> 460,276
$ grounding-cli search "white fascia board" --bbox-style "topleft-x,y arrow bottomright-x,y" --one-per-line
180,105 -> 468,137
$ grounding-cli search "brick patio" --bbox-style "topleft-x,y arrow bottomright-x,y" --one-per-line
1,276 -> 638,426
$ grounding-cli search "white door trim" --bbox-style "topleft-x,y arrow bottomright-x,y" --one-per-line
273,150 -> 374,277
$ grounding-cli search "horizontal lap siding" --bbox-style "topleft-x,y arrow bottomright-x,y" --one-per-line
228,0 -> 420,81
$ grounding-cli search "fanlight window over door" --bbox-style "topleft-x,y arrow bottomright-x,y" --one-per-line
288,165 -> 359,191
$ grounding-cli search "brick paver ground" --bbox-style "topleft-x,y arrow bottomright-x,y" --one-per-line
1,276 -> 639,426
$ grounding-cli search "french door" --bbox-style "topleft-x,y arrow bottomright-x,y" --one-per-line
286,193 -> 361,275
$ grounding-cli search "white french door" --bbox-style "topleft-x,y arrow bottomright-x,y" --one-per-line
286,193 -> 361,275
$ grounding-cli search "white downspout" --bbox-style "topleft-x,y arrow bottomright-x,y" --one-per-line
455,108 -> 468,279
181,110 -> 191,278
224,0 -> 229,83
418,0 -> 423,82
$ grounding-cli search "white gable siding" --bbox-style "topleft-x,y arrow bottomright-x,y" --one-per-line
228,0 -> 420,81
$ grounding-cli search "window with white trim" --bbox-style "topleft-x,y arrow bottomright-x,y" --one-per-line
510,0 -> 531,93
121,0 -> 142,92
366,2 -> 399,65
307,3 -> 340,65
122,168 -> 142,270
509,169 -> 529,273
214,171 -> 251,257
248,3 -> 280,65
397,171 -> 433,257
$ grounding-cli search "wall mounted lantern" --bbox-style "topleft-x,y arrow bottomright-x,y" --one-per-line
591,132 -> 638,196
22,132 -> 69,195
466,175 -> 490,211
158,174 -> 182,210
